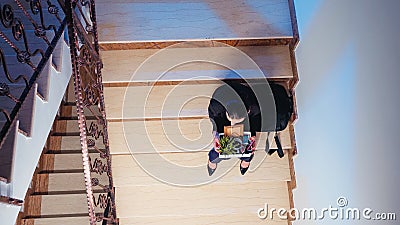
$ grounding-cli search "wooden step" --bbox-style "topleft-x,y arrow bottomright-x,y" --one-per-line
25,217 -> 90,225
108,120 -> 292,154
57,106 -> 102,119
97,0 -> 293,42
104,81 -> 288,120
67,80 -> 284,121
40,193 -> 87,215
59,136 -> 104,151
52,119 -> 99,133
50,130 -> 290,172
112,151 -> 291,187
109,119 -> 212,154
39,192 -> 107,216
118,214 -> 288,225
115,181 -> 290,218
54,119 -> 292,154
35,173 -> 108,192
101,45 -> 293,84
104,83 -> 217,119
48,153 -> 104,172
29,213 -> 287,225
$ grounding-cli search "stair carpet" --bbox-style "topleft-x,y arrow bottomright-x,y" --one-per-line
27,43 -> 296,225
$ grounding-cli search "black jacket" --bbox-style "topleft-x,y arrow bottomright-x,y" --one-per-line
208,83 -> 261,136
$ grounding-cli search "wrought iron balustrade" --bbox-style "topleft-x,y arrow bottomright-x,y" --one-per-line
0,0 -> 66,142
64,0 -> 117,224
0,1 -> 117,224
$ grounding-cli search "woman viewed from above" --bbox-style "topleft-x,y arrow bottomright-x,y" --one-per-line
207,82 -> 261,176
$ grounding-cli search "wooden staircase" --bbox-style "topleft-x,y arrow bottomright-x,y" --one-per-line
0,40 -> 72,224
0,0 -> 72,221
101,46 -> 297,224
94,0 -> 300,222
18,78 -> 296,225
4,0 -> 300,224
18,97 -> 110,225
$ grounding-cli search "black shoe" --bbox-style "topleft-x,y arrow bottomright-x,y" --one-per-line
267,148 -> 277,155
240,160 -> 249,175
207,162 -> 217,176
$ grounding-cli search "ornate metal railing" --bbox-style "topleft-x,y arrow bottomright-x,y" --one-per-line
0,0 -> 66,143
64,0 -> 118,224
1,1 -> 117,224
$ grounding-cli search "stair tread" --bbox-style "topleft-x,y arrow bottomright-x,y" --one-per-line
106,120 -> 291,154
25,217 -> 90,225
97,0 -> 293,42
115,181 -> 290,218
38,181 -> 289,219
104,82 -> 286,120
112,151 -> 291,187
49,153 -> 104,172
60,136 -> 105,153
101,45 -> 293,84
28,213 -> 287,225
53,118 -> 100,133
35,173 -> 108,192
40,193 -> 106,216
104,83 -> 219,120
118,214 -> 288,225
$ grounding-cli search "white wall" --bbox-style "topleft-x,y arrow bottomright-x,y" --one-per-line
294,0 -> 400,224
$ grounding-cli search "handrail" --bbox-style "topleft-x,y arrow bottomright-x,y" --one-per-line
0,195 -> 23,206
64,0 -> 118,224
1,1 -> 118,224
0,0 -> 66,144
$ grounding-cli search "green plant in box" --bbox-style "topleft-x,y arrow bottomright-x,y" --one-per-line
219,136 -> 243,155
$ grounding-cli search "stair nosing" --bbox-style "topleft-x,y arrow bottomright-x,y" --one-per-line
31,189 -> 107,196
103,77 -> 290,87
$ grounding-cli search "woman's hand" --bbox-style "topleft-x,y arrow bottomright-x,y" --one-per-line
249,136 -> 256,152
214,137 -> 221,152
213,131 -> 221,152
